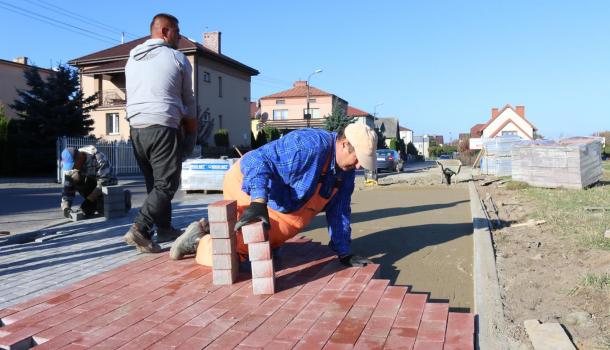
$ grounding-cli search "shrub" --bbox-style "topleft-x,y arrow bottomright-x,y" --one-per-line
214,128 -> 229,147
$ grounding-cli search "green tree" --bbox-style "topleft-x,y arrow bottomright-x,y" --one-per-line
0,104 -> 9,174
323,105 -> 355,132
262,125 -> 280,142
406,142 -> 418,156
255,129 -> 267,148
9,65 -> 97,174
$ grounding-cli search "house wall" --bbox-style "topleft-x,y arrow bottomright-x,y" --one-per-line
0,61 -> 52,120
400,130 -> 413,144
81,74 -> 130,140
482,108 -> 534,139
197,56 -> 252,147
259,95 -> 335,122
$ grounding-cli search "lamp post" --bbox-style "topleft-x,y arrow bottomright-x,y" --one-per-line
373,102 -> 384,119
305,69 -> 323,127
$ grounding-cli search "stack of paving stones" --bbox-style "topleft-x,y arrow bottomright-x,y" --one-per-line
242,221 -> 275,295
0,235 -> 475,349
208,200 -> 239,285
102,185 -> 127,219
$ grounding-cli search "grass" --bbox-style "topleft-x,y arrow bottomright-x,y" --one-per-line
581,272 -> 610,290
505,181 -> 529,190
513,162 -> 610,250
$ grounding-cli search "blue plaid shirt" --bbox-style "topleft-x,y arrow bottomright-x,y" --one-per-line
240,128 -> 355,256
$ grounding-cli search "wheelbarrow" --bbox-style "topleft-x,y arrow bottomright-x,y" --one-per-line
436,159 -> 462,185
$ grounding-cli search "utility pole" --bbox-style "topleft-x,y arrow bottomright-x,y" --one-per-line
305,69 -> 322,128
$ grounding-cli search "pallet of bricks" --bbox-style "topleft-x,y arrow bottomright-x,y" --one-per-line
208,200 -> 275,294
511,137 -> 603,189
102,185 -> 129,219
480,135 -> 521,176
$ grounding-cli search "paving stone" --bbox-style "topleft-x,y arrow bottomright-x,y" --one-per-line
251,259 -> 274,278
213,268 -> 238,285
252,277 -> 275,295
208,200 -> 237,222
212,254 -> 238,271
248,241 -> 271,261
210,221 -> 236,239
241,221 -> 268,244
212,236 -> 236,255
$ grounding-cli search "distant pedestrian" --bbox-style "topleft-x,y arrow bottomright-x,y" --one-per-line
123,13 -> 197,253
60,146 -> 119,218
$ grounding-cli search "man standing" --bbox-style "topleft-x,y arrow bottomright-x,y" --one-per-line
172,123 -> 377,268
124,13 -> 197,253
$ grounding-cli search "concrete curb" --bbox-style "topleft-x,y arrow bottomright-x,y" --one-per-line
469,179 -> 510,350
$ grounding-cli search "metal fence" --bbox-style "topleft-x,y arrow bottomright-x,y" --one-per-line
56,136 -> 201,183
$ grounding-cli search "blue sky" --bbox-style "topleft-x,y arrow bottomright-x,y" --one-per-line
2,0 -> 609,140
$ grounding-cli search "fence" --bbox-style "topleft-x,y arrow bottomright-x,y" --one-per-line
56,136 -> 201,183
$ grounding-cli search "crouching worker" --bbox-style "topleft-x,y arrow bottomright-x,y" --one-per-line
61,145 -> 127,218
171,123 -> 378,268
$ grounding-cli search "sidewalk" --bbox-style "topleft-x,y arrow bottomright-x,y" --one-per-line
0,195 -> 222,309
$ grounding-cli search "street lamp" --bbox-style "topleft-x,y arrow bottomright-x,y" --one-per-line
305,68 -> 323,127
373,102 -> 384,119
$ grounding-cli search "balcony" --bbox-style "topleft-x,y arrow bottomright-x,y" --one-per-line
98,89 -> 126,108
260,118 -> 326,131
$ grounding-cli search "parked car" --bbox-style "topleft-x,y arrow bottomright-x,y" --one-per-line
438,154 -> 452,160
376,149 -> 404,172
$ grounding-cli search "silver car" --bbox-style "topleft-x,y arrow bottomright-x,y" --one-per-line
376,149 -> 404,172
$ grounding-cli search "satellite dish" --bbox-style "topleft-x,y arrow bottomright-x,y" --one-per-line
260,112 -> 269,123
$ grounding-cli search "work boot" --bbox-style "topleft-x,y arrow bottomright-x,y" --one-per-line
169,219 -> 208,260
156,226 -> 182,243
124,224 -> 161,253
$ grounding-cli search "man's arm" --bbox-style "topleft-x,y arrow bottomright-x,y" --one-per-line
180,55 -> 197,158
325,171 -> 356,256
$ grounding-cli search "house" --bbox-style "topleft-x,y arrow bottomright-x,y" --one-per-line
68,32 -> 259,147
0,57 -> 53,121
413,135 -> 430,158
399,126 -> 413,145
428,135 -> 444,145
258,81 -> 348,131
346,106 -> 375,129
374,117 -> 400,148
469,104 -> 537,149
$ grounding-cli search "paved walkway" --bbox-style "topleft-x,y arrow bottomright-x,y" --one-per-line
0,236 -> 474,349
0,195 -> 222,309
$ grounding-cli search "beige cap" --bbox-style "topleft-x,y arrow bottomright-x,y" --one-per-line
344,123 -> 378,170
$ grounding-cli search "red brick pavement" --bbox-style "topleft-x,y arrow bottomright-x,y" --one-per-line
0,236 -> 475,349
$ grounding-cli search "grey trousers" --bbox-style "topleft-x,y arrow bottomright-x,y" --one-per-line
130,125 -> 181,238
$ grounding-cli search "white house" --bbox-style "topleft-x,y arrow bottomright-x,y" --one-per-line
470,104 -> 537,149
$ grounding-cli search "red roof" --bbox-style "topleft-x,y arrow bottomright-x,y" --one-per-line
260,81 -> 335,99
68,35 -> 258,76
347,106 -> 371,117
470,123 -> 485,137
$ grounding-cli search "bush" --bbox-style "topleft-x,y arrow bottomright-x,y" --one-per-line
262,126 -> 280,142
389,138 -> 398,151
214,128 -> 229,147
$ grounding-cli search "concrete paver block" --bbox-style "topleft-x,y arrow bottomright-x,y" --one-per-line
212,254 -> 238,271
101,185 -> 124,196
209,221 -> 235,239
211,236 -> 235,255
247,241 -> 271,261
208,200 -> 237,222
213,268 -> 237,285
523,319 -> 576,350
241,222 -> 267,244
250,259 -> 274,278
252,277 -> 275,295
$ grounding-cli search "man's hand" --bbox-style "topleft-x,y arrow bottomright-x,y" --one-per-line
339,254 -> 373,267
61,201 -> 72,218
234,201 -> 270,232
63,208 -> 72,219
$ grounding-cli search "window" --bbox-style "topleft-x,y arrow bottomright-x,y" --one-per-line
308,98 -> 316,103
273,109 -> 288,120
202,110 -> 210,122
203,71 -> 211,83
218,76 -> 223,97
502,131 -> 518,136
303,108 -> 320,119
275,99 -> 285,105
106,113 -> 119,135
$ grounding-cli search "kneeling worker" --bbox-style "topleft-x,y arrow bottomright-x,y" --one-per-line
172,123 -> 377,268
61,145 -> 127,218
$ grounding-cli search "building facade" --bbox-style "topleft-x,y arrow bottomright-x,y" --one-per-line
69,32 -> 258,147
470,105 -> 537,148
0,57 -> 53,121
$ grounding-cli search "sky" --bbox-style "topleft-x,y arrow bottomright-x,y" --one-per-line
2,0 -> 609,141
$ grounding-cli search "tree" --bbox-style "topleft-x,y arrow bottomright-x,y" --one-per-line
0,104 -> 9,174
214,128 -> 229,147
255,130 -> 267,148
406,142 -> 418,156
324,105 -> 355,132
262,125 -> 280,142
9,64 -> 97,174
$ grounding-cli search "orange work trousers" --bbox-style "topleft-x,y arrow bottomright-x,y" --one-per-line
196,158 -> 335,265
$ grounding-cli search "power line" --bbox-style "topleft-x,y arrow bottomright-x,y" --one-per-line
0,1 -> 118,45
26,0 -> 140,39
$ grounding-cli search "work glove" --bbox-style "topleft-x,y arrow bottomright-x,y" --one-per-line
63,208 -> 72,219
61,201 -> 72,218
180,133 -> 197,161
339,254 -> 373,267
234,201 -> 270,232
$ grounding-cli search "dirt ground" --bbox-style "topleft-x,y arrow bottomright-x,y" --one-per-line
475,169 -> 610,349
302,168 -> 474,310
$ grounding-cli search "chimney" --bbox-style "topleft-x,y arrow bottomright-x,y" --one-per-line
203,32 -> 221,54
491,108 -> 499,119
294,81 -> 308,87
13,57 -> 28,65
515,105 -> 525,117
